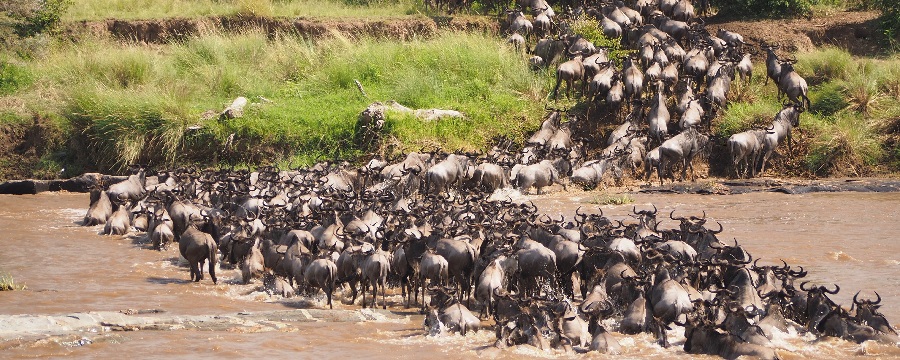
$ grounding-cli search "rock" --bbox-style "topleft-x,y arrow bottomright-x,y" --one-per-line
0,180 -> 49,195
0,173 -> 127,195
220,96 -> 248,120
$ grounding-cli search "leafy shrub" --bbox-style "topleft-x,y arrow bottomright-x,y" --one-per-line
871,0 -> 900,48
1,0 -> 72,37
570,16 -> 632,62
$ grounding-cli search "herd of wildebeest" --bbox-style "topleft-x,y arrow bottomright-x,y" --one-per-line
73,0 -> 896,358
483,0 -> 811,185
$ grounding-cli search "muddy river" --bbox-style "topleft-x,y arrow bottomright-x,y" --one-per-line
1,191 -> 899,358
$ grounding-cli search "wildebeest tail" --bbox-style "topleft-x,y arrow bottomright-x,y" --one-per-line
208,241 -> 218,284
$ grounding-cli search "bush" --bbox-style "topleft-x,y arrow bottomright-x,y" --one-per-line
570,16 -> 632,62
1,0 -> 72,37
871,0 -> 900,49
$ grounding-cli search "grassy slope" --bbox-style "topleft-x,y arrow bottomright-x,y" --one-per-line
715,47 -> 900,176
1,30 -> 548,175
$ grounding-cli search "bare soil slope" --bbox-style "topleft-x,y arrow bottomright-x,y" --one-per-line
707,11 -> 883,56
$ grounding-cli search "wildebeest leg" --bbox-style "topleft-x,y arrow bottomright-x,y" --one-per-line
190,261 -> 199,282
759,149 -> 771,175
400,276 -> 408,308
658,155 -> 666,186
208,258 -> 217,285
787,131 -> 793,156
326,283 -> 333,309
362,279 -> 368,308
381,274 -> 387,309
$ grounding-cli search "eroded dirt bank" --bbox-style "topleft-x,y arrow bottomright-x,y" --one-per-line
66,15 -> 498,43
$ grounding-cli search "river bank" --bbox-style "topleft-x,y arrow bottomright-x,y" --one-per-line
3,173 -> 898,195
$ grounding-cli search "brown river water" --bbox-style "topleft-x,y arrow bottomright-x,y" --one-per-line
1,191 -> 899,359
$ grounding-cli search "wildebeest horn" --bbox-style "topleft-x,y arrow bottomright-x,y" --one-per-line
789,265 -> 807,278
707,221 -> 724,235
853,291 -> 862,305
670,210 -> 685,221
800,281 -> 812,292
575,206 -> 587,221
778,259 -> 789,272
823,284 -> 840,295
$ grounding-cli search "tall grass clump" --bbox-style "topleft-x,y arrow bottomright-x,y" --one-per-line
804,111 -> 884,175
715,100 -> 781,137
840,69 -> 882,114
809,81 -> 848,116
278,31 -> 548,158
0,272 -> 26,291
796,46 -> 853,85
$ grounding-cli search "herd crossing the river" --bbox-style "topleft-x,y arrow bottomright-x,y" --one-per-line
75,0 -> 894,358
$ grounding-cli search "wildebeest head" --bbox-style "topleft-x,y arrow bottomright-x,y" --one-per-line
800,281 -> 840,331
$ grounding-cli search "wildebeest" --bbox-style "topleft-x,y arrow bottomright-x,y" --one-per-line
511,159 -> 565,195
179,225 -> 218,284
106,166 -> 147,202
759,102 -> 803,174
425,287 -> 482,335
728,129 -> 769,178
657,127 -> 709,183
552,52 -> 586,99
83,189 -> 112,226
424,154 -> 470,194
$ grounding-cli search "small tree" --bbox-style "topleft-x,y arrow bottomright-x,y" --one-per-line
1,0 -> 71,38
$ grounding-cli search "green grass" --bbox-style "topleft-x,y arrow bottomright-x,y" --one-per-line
0,57 -> 33,96
804,111 -> 885,175
63,0 -> 426,21
783,48 -> 900,175
3,30 -> 549,172
796,46 -> 854,85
